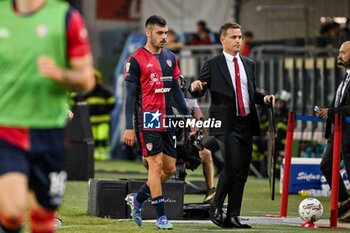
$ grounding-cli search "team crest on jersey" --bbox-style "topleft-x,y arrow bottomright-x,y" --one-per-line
36,24 -> 48,38
166,59 -> 172,67
150,73 -> 160,85
146,143 -> 153,151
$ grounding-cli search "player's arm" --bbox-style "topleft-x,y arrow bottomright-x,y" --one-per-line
37,8 -> 95,93
172,79 -> 189,116
124,80 -> 137,146
124,57 -> 140,146
38,55 -> 94,92
172,55 -> 190,116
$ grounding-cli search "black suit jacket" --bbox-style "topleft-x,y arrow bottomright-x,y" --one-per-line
325,79 -> 350,145
190,53 -> 267,136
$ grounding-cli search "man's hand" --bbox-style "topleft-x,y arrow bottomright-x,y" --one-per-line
189,126 -> 197,136
38,54 -> 95,92
37,56 -> 63,82
316,107 -> 328,119
264,95 -> 275,105
191,80 -> 207,92
124,129 -> 136,147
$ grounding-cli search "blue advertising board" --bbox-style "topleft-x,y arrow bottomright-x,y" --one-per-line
280,158 -> 323,194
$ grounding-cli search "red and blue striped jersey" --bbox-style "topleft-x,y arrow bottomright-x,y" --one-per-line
125,47 -> 187,132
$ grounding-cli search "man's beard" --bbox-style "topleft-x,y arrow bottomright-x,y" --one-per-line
151,38 -> 166,49
159,39 -> 166,47
338,59 -> 350,68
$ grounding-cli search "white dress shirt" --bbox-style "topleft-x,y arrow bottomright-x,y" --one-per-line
223,51 -> 250,115
335,69 -> 350,107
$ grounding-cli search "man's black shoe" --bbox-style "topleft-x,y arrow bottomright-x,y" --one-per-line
224,215 -> 252,229
338,198 -> 350,219
210,207 -> 225,227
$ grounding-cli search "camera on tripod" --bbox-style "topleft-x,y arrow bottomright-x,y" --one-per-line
192,120 -> 204,151
174,117 -> 204,175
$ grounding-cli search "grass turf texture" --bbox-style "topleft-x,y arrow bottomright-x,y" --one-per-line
53,160 -> 348,233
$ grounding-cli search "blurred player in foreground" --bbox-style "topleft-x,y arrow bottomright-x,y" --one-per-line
0,1 -> 94,232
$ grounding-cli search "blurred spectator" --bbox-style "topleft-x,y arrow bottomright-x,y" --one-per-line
82,70 -> 115,160
274,90 -> 290,176
250,89 -> 290,177
341,18 -> 350,37
251,104 -> 269,177
197,20 -> 208,32
275,90 -> 290,153
318,20 -> 342,48
251,88 -> 269,177
189,20 -> 212,45
320,21 -> 341,37
165,29 -> 184,53
240,31 -> 254,57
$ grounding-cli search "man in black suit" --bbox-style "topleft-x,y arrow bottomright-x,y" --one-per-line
190,22 -> 274,228
317,41 -> 350,222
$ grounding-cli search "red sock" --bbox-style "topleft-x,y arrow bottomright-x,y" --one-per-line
30,208 -> 56,233
0,214 -> 23,232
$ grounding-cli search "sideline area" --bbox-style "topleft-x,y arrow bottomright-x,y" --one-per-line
143,216 -> 350,229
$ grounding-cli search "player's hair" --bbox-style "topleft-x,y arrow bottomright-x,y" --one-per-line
219,22 -> 241,37
145,15 -> 167,28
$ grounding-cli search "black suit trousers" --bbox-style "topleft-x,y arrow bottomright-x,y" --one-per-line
320,135 -> 350,202
214,115 -> 253,216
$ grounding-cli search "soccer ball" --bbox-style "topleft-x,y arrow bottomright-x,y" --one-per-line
298,198 -> 323,222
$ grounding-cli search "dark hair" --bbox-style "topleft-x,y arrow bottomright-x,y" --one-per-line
219,22 -> 241,37
244,31 -> 254,38
168,29 -> 176,36
145,15 -> 167,28
197,20 -> 207,28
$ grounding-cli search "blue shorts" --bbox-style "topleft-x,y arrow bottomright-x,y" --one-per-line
137,131 -> 176,158
0,128 -> 66,210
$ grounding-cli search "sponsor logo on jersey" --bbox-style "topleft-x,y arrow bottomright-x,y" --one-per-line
146,63 -> 153,68
155,88 -> 171,93
143,110 -> 161,129
150,73 -> 160,85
